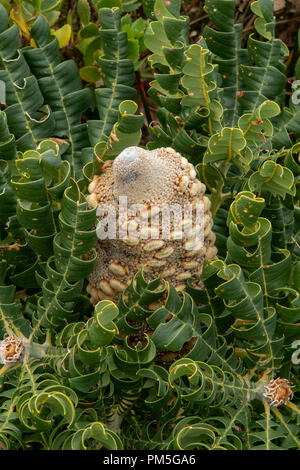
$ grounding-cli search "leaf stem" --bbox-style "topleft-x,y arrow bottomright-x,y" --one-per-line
210,161 -> 232,216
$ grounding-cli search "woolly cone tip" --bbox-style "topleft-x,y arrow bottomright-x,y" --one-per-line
113,146 -> 174,205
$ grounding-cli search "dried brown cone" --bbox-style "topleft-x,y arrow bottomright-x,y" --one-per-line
86,146 -> 217,304
263,377 -> 293,407
0,334 -> 25,364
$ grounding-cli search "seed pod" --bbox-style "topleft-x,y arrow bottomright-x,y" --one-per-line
88,178 -> 98,194
203,196 -> 211,212
110,279 -> 127,292
180,157 -> 189,169
181,260 -> 198,270
90,286 -> 100,299
189,167 -> 196,180
174,283 -> 186,291
207,231 -> 216,244
148,259 -> 167,268
189,181 -> 201,196
122,236 -> 140,246
86,193 -> 98,208
184,237 -> 202,251
108,262 -> 127,277
155,246 -> 174,259
170,230 -> 184,240
176,271 -> 192,281
94,289 -> 107,301
204,222 -> 214,237
206,246 -> 218,259
184,245 -> 206,257
144,240 -> 165,252
99,280 -> 115,297
161,266 -> 176,278
179,175 -> 189,192
197,265 -> 203,276
203,214 -> 212,228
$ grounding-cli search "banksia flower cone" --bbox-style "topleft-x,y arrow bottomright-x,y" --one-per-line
0,335 -> 25,364
86,146 -> 217,304
263,378 -> 293,407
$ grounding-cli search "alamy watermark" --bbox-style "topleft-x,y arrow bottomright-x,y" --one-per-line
291,80 -> 300,105
0,80 -> 5,105
291,340 -> 300,365
96,196 -> 204,247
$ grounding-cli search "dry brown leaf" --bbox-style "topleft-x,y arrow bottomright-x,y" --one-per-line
274,0 -> 286,11
237,0 -> 248,12
288,0 -> 300,13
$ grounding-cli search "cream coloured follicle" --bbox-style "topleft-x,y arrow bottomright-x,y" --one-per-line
86,146 -> 217,304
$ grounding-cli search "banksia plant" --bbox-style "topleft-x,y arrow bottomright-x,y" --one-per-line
86,146 -> 217,304
0,0 -> 298,451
